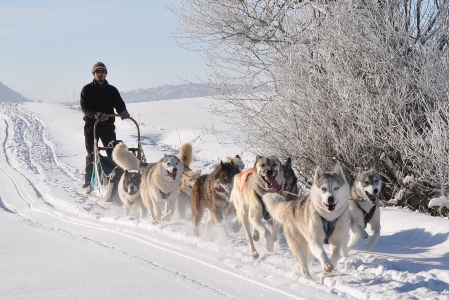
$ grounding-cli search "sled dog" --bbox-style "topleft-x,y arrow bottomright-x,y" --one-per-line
227,155 -> 245,172
230,155 -> 284,258
140,152 -> 185,223
345,169 -> 382,253
263,164 -> 350,277
282,157 -> 299,200
112,143 -> 144,218
178,143 -> 201,219
191,161 -> 241,236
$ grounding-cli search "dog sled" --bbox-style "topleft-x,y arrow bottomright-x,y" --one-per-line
86,114 -> 146,202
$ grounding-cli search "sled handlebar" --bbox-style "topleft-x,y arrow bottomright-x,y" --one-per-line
93,114 -> 142,154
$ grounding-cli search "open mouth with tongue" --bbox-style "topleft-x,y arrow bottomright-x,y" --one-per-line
166,170 -> 177,180
323,202 -> 336,211
215,186 -> 228,196
263,175 -> 281,191
365,191 -> 378,204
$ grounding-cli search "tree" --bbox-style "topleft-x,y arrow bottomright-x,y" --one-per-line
170,0 -> 449,215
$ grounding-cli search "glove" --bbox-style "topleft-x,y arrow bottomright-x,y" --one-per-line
94,112 -> 108,122
120,110 -> 130,120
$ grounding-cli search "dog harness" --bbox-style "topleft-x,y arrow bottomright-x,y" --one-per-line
320,216 -> 339,244
159,189 -> 171,199
239,169 -> 254,191
355,202 -> 377,227
240,169 -> 271,220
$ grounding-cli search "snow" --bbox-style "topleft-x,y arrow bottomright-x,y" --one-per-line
0,98 -> 448,299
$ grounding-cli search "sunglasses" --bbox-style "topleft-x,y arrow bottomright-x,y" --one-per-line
94,69 -> 106,74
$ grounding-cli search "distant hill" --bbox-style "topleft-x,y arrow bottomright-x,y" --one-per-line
0,82 -> 32,103
121,83 -> 217,103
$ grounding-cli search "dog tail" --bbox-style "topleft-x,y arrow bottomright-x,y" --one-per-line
179,142 -> 193,168
263,193 -> 288,223
112,143 -> 140,171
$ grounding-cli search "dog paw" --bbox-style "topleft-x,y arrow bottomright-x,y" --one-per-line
251,250 -> 260,258
253,229 -> 260,242
361,230 -> 369,240
323,263 -> 334,274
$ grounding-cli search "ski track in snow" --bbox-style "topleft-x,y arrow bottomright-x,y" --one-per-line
0,103 -> 448,300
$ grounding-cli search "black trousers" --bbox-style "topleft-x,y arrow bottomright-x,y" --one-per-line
84,123 -> 116,186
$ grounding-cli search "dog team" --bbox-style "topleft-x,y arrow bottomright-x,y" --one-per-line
111,142 -> 382,278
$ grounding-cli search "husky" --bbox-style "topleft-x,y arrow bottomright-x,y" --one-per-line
227,155 -> 245,172
112,143 -> 144,218
282,157 -> 299,200
263,164 -> 350,277
345,169 -> 382,253
230,155 -> 284,258
178,143 -> 201,219
191,161 -> 241,236
140,152 -> 185,223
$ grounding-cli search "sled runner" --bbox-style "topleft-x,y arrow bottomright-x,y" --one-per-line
86,114 -> 146,202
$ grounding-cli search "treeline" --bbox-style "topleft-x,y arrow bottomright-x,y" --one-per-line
121,83 -> 217,103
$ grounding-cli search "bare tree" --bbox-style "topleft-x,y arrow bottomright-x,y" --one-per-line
170,0 -> 449,215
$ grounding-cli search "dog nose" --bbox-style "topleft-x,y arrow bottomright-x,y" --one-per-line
267,170 -> 273,176
328,196 -> 334,204
373,188 -> 378,194
173,168 -> 177,172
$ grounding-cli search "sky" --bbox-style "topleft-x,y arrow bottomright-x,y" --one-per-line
0,98 -> 448,299
0,1 -> 207,102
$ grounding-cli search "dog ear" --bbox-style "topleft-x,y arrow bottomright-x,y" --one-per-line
235,154 -> 241,159
314,165 -> 324,182
285,157 -> 292,167
333,164 -> 347,181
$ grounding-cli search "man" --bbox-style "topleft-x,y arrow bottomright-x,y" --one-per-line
80,62 -> 130,192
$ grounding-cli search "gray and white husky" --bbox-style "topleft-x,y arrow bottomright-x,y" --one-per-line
345,169 -> 382,254
263,164 -> 350,277
112,143 -> 144,218
140,152 -> 185,223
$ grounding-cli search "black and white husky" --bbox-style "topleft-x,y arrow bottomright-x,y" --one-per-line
112,143 -> 144,218
345,169 -> 382,253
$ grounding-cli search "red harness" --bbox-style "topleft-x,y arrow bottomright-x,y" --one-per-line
239,168 -> 254,191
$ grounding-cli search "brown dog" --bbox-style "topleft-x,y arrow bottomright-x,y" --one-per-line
191,161 -> 241,236
178,143 -> 201,219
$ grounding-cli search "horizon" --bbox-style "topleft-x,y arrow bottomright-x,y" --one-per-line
0,1 -> 207,103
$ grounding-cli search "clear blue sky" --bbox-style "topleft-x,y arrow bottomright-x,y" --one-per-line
0,1 -> 207,102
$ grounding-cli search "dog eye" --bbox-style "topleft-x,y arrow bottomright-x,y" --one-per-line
334,186 -> 340,191
321,187 -> 327,192
364,181 -> 369,185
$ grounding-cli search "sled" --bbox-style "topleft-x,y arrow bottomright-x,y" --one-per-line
85,114 -> 146,202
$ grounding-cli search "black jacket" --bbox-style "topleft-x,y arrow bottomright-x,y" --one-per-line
80,79 -> 127,125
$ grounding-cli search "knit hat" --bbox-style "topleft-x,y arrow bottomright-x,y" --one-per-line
92,62 -> 107,74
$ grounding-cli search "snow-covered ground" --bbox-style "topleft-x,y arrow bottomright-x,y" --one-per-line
0,99 -> 448,299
